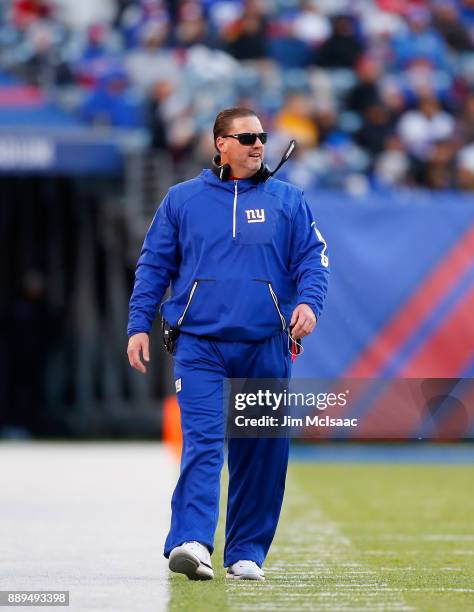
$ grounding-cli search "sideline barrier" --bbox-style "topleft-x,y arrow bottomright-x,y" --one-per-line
297,189 -> 474,379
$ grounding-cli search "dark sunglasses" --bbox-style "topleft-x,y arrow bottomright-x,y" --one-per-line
221,132 -> 268,145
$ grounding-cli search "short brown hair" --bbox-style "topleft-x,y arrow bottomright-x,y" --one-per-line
213,107 -> 258,149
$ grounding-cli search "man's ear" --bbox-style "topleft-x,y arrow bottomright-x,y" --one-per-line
216,137 -> 227,154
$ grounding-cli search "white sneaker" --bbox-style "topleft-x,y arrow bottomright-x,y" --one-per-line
226,560 -> 265,581
169,541 -> 214,580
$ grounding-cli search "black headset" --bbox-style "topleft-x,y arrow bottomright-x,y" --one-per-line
211,140 -> 297,183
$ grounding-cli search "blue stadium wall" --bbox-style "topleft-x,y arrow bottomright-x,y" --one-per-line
298,189 -> 474,379
292,190 -> 474,440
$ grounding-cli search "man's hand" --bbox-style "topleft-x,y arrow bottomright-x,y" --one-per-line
290,304 -> 317,338
127,332 -> 150,374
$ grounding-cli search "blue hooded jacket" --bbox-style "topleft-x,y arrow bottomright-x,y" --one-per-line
127,169 -> 329,341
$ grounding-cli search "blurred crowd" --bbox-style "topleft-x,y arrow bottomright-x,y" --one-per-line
2,0 -> 474,191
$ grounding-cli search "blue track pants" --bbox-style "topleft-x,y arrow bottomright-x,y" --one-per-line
163,331 -> 291,568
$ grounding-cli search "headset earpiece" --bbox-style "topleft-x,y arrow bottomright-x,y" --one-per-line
211,154 -> 232,181
211,153 -> 231,181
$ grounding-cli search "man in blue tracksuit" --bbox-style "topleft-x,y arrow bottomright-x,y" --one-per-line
127,108 -> 329,581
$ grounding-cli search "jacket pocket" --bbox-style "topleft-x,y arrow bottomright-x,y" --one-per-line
175,278 -> 286,339
176,279 -> 213,327
253,279 -> 287,331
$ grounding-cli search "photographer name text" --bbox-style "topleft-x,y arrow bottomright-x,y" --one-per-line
234,415 -> 358,428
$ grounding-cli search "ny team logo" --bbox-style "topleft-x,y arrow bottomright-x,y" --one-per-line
245,209 -> 265,223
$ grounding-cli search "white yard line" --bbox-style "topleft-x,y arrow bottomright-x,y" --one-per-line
377,567 -> 463,571
226,475 -> 414,612
361,534 -> 474,541
0,442 -> 177,612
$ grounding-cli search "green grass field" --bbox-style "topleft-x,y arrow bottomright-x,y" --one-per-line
168,462 -> 474,611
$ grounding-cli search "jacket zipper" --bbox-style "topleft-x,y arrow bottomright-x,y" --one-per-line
177,280 -> 199,326
232,180 -> 238,239
268,282 -> 287,331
